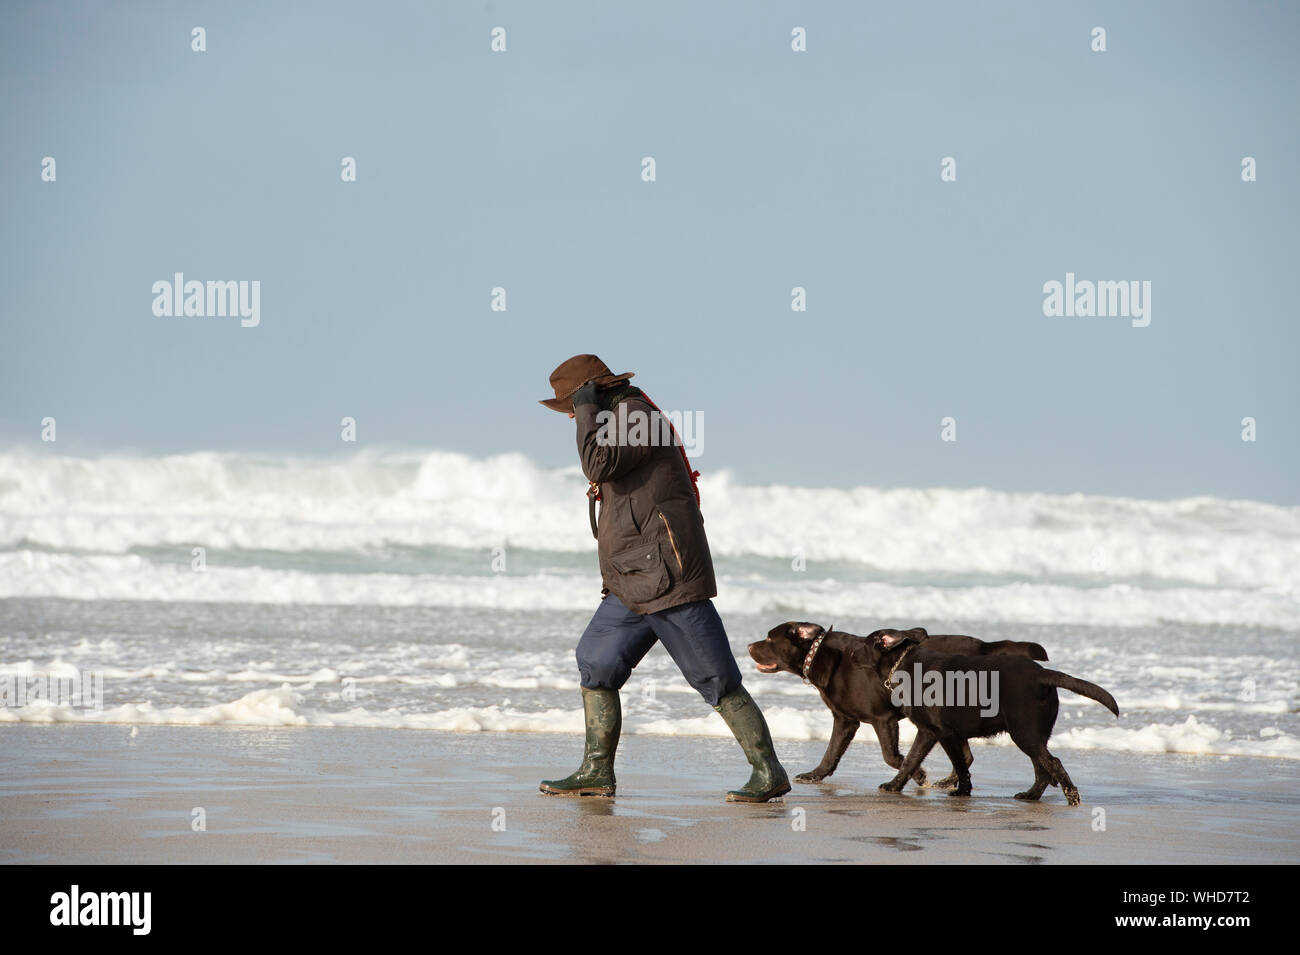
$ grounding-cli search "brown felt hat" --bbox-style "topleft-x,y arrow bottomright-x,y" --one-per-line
538,354 -> 635,413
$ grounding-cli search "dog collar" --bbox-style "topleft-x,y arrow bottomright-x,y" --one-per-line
801,625 -> 831,684
883,646 -> 914,691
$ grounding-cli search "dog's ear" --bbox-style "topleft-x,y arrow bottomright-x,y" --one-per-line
906,627 -> 928,639
794,623 -> 825,641
877,631 -> 918,650
767,621 -> 797,640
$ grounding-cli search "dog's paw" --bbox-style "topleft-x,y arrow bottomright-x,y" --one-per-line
930,773 -> 959,790
1013,791 -> 1040,801
910,768 -> 929,787
1065,788 -> 1081,807
948,786 -> 972,798
795,771 -> 828,784
878,781 -> 905,794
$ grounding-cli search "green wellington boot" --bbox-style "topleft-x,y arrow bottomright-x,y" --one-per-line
714,686 -> 792,802
539,687 -> 620,797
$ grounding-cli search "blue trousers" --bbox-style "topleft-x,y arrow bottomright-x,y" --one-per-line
576,594 -> 743,707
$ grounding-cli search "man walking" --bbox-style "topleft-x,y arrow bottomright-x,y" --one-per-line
537,354 -> 790,802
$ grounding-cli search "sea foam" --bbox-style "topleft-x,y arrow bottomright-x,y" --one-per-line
5,685 -> 1297,760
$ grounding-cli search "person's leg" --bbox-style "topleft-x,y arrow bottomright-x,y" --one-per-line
575,594 -> 659,693
648,599 -> 790,802
540,595 -> 657,797
645,598 -> 741,706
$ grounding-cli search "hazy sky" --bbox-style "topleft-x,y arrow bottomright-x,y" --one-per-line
2,1 -> 1297,503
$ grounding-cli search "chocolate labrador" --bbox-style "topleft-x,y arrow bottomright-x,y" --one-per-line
748,623 -> 1048,787
857,630 -> 1119,805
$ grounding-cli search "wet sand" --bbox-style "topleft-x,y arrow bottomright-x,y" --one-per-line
2,724 -> 1297,864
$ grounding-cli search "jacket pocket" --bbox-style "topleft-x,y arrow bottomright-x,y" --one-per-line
657,511 -> 684,574
608,541 -> 672,606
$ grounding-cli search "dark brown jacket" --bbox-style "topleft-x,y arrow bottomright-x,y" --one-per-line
575,389 -> 716,614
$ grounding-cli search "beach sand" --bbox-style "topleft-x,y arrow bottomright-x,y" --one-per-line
2,724 -> 1297,864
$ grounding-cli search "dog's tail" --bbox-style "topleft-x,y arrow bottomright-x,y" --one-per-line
1040,670 -> 1119,717
983,640 -> 1049,661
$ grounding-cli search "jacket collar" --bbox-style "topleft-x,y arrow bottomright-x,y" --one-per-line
600,383 -> 640,412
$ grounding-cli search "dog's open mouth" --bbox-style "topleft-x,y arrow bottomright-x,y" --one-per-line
754,661 -> 781,673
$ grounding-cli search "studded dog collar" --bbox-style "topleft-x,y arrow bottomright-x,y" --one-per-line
801,624 -> 832,684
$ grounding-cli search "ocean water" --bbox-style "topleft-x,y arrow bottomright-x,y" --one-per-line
1,449 -> 1297,761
